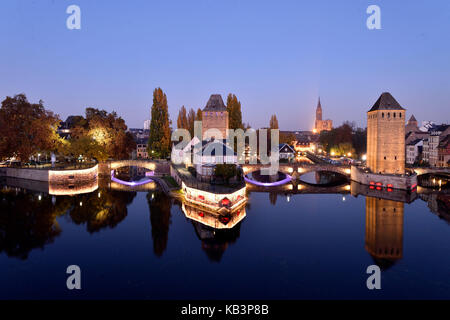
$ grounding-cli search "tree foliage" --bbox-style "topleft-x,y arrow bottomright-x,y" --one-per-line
269,114 -> 279,129
196,108 -> 202,121
214,164 -> 238,183
0,94 -> 63,161
187,108 -> 196,137
319,121 -> 366,156
176,105 -> 188,130
226,94 -> 243,130
66,107 -> 135,161
148,88 -> 171,158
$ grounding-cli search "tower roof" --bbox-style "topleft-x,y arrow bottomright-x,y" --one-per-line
368,92 -> 405,112
204,94 -> 226,112
408,114 -> 417,122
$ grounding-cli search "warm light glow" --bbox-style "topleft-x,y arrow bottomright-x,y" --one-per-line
362,154 -> 367,161
79,201 -> 83,207
347,152 -> 352,157
345,169 -> 351,175
331,151 -> 335,156
313,128 -> 317,134
345,185 -> 351,191
287,167 -> 293,173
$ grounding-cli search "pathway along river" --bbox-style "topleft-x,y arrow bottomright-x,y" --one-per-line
0,175 -> 449,299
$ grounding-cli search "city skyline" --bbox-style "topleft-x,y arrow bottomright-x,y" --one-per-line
1,0 -> 449,130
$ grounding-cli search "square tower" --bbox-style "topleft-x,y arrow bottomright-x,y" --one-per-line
202,94 -> 229,140
367,92 -> 405,174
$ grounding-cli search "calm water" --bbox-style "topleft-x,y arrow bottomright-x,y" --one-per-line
0,180 -> 449,299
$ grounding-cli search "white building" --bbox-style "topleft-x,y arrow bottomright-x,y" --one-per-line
406,139 -> 423,165
143,119 -> 151,130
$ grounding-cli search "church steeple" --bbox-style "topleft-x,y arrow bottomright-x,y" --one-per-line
316,97 -> 322,121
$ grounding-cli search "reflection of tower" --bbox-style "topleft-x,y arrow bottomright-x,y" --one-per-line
365,197 -> 404,269
192,221 -> 242,262
367,92 -> 406,174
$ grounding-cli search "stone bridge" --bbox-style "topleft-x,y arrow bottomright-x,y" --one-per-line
241,163 -> 351,179
98,160 -> 170,176
411,167 -> 450,177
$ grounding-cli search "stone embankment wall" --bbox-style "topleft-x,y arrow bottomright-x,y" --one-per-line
0,167 -> 49,181
351,166 -> 417,191
0,165 -> 98,184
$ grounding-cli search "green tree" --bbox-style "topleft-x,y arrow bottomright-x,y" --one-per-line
226,94 -> 243,130
148,88 -> 171,158
214,164 -> 238,184
0,94 -> 63,162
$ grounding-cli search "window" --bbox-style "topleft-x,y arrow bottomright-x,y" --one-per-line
394,112 -> 396,118
399,113 -> 402,118
384,156 -> 386,160
395,156 -> 397,160
388,112 -> 390,118
382,113 -> 384,118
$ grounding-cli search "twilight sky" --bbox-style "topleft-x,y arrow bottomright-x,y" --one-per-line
1,0 -> 449,130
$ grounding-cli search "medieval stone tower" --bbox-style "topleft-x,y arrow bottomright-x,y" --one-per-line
365,197 -> 404,269
367,92 -> 405,174
201,94 -> 228,140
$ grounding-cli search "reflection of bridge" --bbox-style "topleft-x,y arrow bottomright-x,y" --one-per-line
245,181 -> 351,194
241,163 -> 351,178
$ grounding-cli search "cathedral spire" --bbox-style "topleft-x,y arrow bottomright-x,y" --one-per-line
316,97 -> 322,121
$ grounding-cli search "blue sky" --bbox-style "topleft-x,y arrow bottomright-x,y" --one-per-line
1,0 -> 449,130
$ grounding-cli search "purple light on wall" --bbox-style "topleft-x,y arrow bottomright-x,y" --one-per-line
111,170 -> 153,186
244,173 -> 292,187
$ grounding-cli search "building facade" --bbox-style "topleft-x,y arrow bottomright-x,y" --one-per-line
428,125 -> 450,167
367,92 -> 406,175
438,135 -> 450,167
314,98 -> 332,133
406,139 -> 423,165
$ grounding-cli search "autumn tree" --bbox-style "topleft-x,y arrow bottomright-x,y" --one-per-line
67,108 -> 134,161
176,105 -> 188,130
269,114 -> 279,130
280,132 -> 297,145
148,88 -> 171,158
0,94 -> 63,162
196,108 -> 202,121
187,108 -> 196,137
226,94 -> 243,130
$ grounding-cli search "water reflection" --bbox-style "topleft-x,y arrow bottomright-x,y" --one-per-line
299,171 -> 348,186
147,191 -> 172,257
0,188 -> 67,259
68,189 -> 136,233
365,197 -> 404,270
